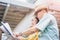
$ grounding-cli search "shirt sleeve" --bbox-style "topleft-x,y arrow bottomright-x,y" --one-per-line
35,16 -> 51,32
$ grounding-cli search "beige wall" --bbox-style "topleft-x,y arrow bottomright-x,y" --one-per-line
13,12 -> 34,33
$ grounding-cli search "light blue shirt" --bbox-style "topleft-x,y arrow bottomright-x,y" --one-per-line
35,13 -> 59,40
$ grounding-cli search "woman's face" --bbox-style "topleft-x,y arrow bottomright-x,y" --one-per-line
32,18 -> 37,25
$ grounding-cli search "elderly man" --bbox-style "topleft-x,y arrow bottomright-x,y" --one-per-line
15,4 -> 59,40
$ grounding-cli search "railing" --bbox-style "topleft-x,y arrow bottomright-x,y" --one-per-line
0,29 -> 2,40
0,2 -> 7,40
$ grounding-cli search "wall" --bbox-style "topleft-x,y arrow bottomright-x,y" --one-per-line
13,12 -> 34,33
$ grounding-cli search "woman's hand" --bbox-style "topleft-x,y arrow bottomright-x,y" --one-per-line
16,36 -> 24,40
19,32 -> 24,36
13,32 -> 19,37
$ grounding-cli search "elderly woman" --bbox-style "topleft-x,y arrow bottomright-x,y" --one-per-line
13,17 -> 39,40
14,4 -> 59,40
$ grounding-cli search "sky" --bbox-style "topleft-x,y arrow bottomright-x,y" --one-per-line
15,0 -> 60,3
15,0 -> 26,2
14,0 -> 37,4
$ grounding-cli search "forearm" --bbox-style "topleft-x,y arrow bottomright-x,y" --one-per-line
21,27 -> 38,36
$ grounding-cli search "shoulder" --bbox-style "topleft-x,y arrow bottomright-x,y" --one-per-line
45,13 -> 56,20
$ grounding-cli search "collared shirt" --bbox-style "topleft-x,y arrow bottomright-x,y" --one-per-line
35,13 -> 59,40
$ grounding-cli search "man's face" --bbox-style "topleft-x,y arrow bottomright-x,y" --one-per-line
36,11 -> 43,19
36,12 -> 40,19
36,9 -> 46,19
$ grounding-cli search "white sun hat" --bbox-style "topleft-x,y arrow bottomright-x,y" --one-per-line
34,0 -> 48,7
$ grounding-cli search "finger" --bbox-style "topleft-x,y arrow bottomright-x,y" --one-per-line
17,36 -> 23,40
